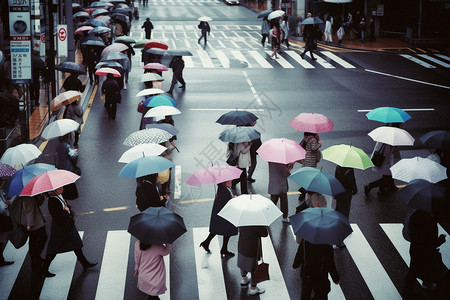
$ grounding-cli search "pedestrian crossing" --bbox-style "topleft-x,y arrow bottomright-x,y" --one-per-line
2,223 -> 449,299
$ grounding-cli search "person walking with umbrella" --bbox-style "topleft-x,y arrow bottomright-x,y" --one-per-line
167,56 -> 186,94
260,16 -> 270,47
229,142 -> 251,194
41,186 -> 97,277
270,19 -> 281,59
300,24 -> 317,61
199,180 -> 237,258
62,72 -> 85,93
101,73 -> 121,120
56,133 -> 80,200
142,18 -> 154,39
197,21 -> 210,46
64,99 -> 83,147
300,132 -> 322,168
136,174 -> 166,211
268,162 -> 293,223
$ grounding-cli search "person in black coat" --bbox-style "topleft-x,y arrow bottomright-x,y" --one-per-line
101,73 -> 120,120
197,21 -> 210,45
41,186 -> 96,277
136,174 -> 166,211
293,240 -> 340,299
334,166 -> 357,217
167,56 -> 186,93
199,181 -> 238,258
300,24 -> 317,61
62,72 -> 85,92
142,18 -> 154,39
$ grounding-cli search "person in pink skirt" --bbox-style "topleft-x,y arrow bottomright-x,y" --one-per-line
134,241 -> 171,300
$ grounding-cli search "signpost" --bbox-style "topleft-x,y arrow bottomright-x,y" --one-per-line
57,25 -> 68,57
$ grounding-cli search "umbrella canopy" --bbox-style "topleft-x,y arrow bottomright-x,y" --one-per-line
3,163 -> 56,197
51,91 -> 82,111
257,9 -> 273,18
88,26 -> 111,35
116,3 -> 132,11
144,106 -> 181,118
397,179 -> 447,213
366,107 -> 411,124
143,63 -> 169,71
74,26 -> 94,35
95,61 -> 123,70
268,10 -> 285,20
90,1 -> 108,8
257,138 -> 306,164
218,194 -> 282,226
198,16 -> 213,22
145,48 -> 167,56
0,144 -> 41,166
92,8 -> 109,18
141,73 -> 164,83
112,8 -> 130,15
101,43 -> 129,57
145,123 -> 179,136
128,207 -> 186,244
289,113 -> 334,133
115,36 -> 136,44
20,170 -> 80,196
216,110 -> 258,126
390,157 -> 447,183
289,167 -> 346,196
165,49 -> 193,57
136,88 -> 165,98
95,67 -> 121,77
322,144 -> 374,170
41,119 -> 80,140
123,128 -> 173,146
82,39 -> 106,47
143,95 -> 177,107
0,162 -> 16,179
302,17 -> 324,25
134,39 -> 151,48
100,52 -> 128,62
73,11 -> 90,19
290,208 -> 352,245
87,19 -> 108,27
55,61 -> 86,75
420,130 -> 450,150
118,144 -> 167,163
218,127 -> 261,143
185,165 -> 242,185
144,41 -> 169,50
118,156 -> 174,178
368,126 -> 415,146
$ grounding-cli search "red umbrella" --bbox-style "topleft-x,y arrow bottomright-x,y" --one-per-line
289,113 -> 334,133
144,41 -> 169,50
101,43 -> 129,57
143,63 -> 169,72
75,26 -> 94,35
20,170 -> 80,196
95,67 -> 122,77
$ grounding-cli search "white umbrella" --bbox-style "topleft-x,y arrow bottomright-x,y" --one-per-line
268,9 -> 285,20
144,106 -> 181,118
198,16 -> 212,22
368,126 -> 415,146
41,119 -> 80,140
390,157 -> 447,183
0,144 -> 41,166
217,194 -> 282,227
118,144 -> 167,163
136,88 -> 165,98
141,73 -> 164,82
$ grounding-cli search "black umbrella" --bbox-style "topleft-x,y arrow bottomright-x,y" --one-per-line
128,207 -> 186,244
216,110 -> 258,125
257,9 -> 272,19
116,4 -> 132,11
82,39 -> 106,47
31,55 -> 46,70
100,52 -> 128,62
55,61 -> 86,75
88,19 -> 108,27
92,8 -> 109,18
397,179 -> 447,213
165,49 -> 193,57
95,61 -> 123,70
112,8 -> 129,15
112,13 -> 129,23
145,123 -> 179,136
420,130 -> 450,150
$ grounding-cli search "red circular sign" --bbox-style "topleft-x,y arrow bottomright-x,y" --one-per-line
41,33 -> 46,43
58,28 -> 67,42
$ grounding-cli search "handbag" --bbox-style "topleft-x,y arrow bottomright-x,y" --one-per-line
226,152 -> 239,166
371,144 -> 386,167
253,238 -> 270,284
0,213 -> 13,232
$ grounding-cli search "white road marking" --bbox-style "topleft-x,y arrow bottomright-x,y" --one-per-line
215,50 -> 230,68
365,69 -> 450,90
285,50 -> 315,69
231,50 -> 252,68
418,54 -> 450,68
322,51 -> 356,68
243,70 -> 262,105
174,164 -> 181,199
435,54 -> 450,62
400,54 -> 436,68
189,108 -> 265,111
306,52 -> 335,68
197,50 -> 214,68
265,50 -> 294,68
0,240 -> 29,300
249,50 -> 273,68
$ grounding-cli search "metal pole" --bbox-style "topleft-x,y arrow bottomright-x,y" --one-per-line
418,0 -> 422,38
65,0 -> 75,61
46,0 -> 57,111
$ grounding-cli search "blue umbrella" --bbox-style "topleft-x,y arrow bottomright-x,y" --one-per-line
290,207 -> 352,245
3,163 -> 56,197
73,11 -> 90,19
90,1 -> 108,9
145,123 -> 179,136
82,39 -> 106,48
218,127 -> 261,143
143,95 -> 178,107
92,8 -> 109,18
397,179 -> 446,213
118,156 -> 174,178
88,26 -> 111,35
88,19 -> 108,27
289,167 -> 345,196
366,107 -> 411,123
420,130 -> 450,150
216,110 -> 258,125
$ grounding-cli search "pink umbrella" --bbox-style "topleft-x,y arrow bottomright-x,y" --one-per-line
75,26 -> 94,35
101,43 -> 129,57
185,165 -> 242,186
20,170 -> 80,196
95,67 -> 122,77
143,63 -> 169,72
289,113 -> 334,133
257,138 -> 306,164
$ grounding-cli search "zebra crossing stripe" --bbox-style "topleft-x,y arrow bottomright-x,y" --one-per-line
418,54 -> 450,68
215,50 -> 230,68
380,224 -> 410,265
196,50 -> 214,68
94,231 -> 130,300
40,232 -> 84,300
184,56 -> 194,68
258,236 -> 292,299
232,50 -> 252,68
249,50 -> 273,68
0,240 -> 29,300
193,227 -> 227,300
305,52 -> 335,68
400,54 -> 436,68
264,50 -> 294,68
345,224 -> 402,299
160,256 -> 171,300
438,225 -> 450,268
285,50 -> 315,69
435,54 -> 450,62
322,51 -> 356,68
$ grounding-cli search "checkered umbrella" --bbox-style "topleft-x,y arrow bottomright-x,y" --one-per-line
123,128 -> 173,146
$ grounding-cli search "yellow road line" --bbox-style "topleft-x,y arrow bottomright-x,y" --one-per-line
80,85 -> 97,132
103,206 -> 128,212
416,48 -> 427,53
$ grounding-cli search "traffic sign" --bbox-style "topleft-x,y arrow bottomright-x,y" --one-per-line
57,24 -> 67,57
58,27 -> 67,42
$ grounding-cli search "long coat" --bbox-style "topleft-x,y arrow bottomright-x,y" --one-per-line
268,162 -> 291,195
56,140 -> 77,172
300,135 -> 321,167
209,184 -> 238,236
134,242 -> 171,296
46,196 -> 83,255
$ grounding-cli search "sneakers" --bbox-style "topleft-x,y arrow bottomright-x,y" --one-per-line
249,286 -> 265,295
282,217 -> 290,223
240,276 -> 250,287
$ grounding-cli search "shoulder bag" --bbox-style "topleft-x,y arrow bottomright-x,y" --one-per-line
253,238 -> 270,284
371,144 -> 386,167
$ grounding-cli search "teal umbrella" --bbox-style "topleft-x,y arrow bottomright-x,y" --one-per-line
143,95 -> 177,107
289,167 -> 345,196
118,156 -> 174,178
218,127 -> 260,143
366,107 -> 411,123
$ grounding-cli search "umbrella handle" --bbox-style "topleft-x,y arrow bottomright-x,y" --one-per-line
171,142 -> 180,153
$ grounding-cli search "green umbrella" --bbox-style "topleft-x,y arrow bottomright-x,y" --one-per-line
322,144 -> 374,170
134,39 -> 151,48
115,36 -> 136,44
